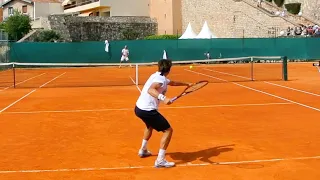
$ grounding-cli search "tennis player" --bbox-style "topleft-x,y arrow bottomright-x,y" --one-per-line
134,59 -> 191,168
119,45 -> 131,68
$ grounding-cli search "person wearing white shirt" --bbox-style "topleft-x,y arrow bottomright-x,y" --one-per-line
134,59 -> 191,168
119,45 -> 131,68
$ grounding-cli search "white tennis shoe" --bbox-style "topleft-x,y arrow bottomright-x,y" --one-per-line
138,149 -> 152,158
154,159 -> 175,168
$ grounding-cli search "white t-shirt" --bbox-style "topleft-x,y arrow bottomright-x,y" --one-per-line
122,48 -> 129,57
136,72 -> 170,111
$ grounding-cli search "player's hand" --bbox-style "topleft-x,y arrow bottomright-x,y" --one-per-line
163,97 -> 172,105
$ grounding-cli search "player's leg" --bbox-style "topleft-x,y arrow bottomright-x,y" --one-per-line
143,126 -> 153,142
160,127 -> 173,150
119,56 -> 124,68
150,112 -> 175,168
135,106 -> 153,158
138,126 -> 153,157
126,57 -> 132,67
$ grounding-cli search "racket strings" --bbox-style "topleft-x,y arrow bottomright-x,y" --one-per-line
185,81 -> 208,93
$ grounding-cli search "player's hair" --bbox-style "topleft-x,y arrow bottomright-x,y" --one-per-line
158,59 -> 172,75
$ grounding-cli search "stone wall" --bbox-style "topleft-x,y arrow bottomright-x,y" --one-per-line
182,0 -> 295,38
48,15 -> 157,42
48,15 -> 72,42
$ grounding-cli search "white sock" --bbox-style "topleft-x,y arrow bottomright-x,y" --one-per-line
141,139 -> 148,150
157,149 -> 166,161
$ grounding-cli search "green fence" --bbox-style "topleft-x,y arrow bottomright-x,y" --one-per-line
9,38 -> 320,63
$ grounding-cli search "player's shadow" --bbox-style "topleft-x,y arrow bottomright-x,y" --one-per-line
167,144 -> 234,164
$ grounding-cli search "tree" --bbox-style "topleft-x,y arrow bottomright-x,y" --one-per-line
4,9 -> 32,40
34,30 -> 61,42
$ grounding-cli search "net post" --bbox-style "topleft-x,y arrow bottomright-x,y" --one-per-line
13,63 -> 16,88
250,57 -> 254,81
282,56 -> 288,81
135,64 -> 138,85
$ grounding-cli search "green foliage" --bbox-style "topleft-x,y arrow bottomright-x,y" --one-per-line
144,34 -> 180,40
274,0 -> 284,7
34,30 -> 61,42
122,29 -> 140,40
3,10 -> 32,40
285,3 -> 301,15
0,23 -> 5,30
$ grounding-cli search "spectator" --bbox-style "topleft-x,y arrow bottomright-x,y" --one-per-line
294,27 -> 302,36
286,27 -> 291,36
279,24 -> 320,37
257,0 -> 262,7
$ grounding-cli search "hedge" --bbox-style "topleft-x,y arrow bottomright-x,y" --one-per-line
285,3 -> 301,15
274,0 -> 284,7
144,34 -> 180,40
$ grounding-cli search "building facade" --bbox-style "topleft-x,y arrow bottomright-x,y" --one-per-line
62,0 -> 149,17
149,0 -> 182,35
1,0 -> 63,21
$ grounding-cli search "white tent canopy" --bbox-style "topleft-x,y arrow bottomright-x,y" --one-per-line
195,21 -> 217,39
179,22 -> 197,39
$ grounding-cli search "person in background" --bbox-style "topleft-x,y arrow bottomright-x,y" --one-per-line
119,45 -> 132,68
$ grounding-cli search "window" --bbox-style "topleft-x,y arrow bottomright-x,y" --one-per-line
22,5 -> 27,13
8,7 -> 14,16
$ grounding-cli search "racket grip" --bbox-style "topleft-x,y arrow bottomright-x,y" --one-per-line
170,97 -> 178,103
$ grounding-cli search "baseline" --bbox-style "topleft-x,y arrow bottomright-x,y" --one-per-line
2,102 -> 293,114
0,155 -> 319,174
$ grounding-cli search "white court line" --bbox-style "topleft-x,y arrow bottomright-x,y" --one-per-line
204,68 -> 320,97
2,102 -> 293,114
204,68 -> 252,80
186,69 -> 320,112
39,72 -> 66,88
0,155 -> 320,174
0,73 -> 46,92
0,89 -> 37,113
129,76 -> 141,92
264,81 -> 320,97
0,72 -> 66,113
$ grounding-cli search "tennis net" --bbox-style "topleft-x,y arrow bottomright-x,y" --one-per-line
0,56 -> 287,89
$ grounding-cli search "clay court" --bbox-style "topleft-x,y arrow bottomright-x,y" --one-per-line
0,61 -> 319,180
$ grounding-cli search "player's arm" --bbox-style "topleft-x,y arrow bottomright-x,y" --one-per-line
168,81 -> 192,86
148,82 -> 172,105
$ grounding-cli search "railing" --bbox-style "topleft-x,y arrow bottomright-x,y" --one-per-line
64,0 -> 99,10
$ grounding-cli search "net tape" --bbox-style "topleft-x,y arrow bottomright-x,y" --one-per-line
0,56 -> 283,67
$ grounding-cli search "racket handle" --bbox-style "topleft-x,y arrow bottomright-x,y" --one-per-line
170,97 -> 178,103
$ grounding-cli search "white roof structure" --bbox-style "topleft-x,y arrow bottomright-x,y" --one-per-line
179,22 -> 197,39
195,21 -> 217,39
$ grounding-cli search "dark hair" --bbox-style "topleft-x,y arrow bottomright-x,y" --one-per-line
158,59 -> 172,75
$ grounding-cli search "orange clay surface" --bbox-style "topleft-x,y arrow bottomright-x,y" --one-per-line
0,62 -> 319,180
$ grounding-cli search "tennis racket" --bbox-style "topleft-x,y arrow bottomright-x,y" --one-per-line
170,80 -> 209,103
